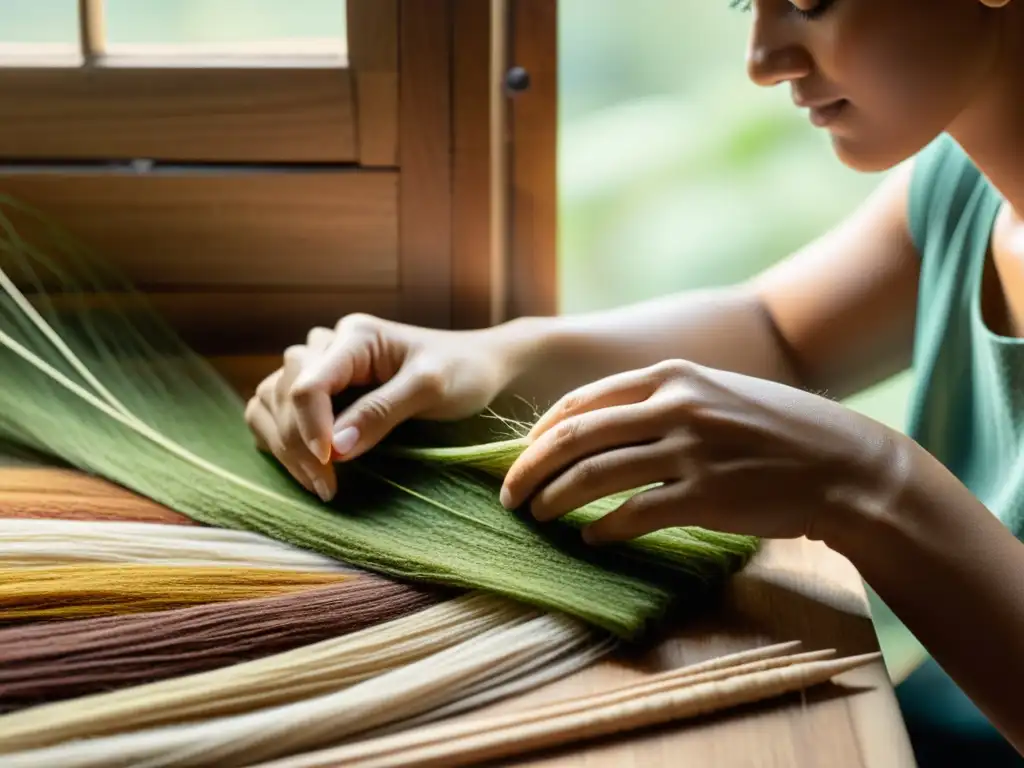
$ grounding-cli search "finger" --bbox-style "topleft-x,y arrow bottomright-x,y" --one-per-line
527,366 -> 661,441
244,396 -> 271,453
580,483 -> 691,544
245,397 -> 331,499
306,325 -> 334,352
331,367 -> 445,461
501,401 -> 664,510
288,332 -> 372,465
529,442 -> 679,522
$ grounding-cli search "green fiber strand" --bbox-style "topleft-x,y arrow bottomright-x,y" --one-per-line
0,197 -> 759,639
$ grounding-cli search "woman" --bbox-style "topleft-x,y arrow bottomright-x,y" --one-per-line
245,1 -> 1024,764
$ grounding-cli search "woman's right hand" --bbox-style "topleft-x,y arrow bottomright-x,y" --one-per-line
244,313 -> 513,501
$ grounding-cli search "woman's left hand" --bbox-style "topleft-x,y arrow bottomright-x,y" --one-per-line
499,359 -> 903,545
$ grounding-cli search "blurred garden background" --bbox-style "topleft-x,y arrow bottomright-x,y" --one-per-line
1,0 -> 919,674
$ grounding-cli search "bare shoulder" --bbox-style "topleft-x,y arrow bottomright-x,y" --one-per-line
748,160 -> 920,400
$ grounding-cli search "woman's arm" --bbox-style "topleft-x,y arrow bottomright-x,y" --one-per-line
824,435 -> 1024,755
496,161 -> 921,409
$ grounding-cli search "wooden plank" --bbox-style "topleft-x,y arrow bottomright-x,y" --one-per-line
346,0 -> 399,167
398,0 -> 453,329
507,0 -> 558,318
490,0 -> 512,327
32,290 -> 399,356
456,538 -> 915,767
450,0 -> 500,330
0,67 -> 357,162
0,170 -> 398,289
208,354 -> 288,400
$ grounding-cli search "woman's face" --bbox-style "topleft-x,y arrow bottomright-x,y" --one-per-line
743,0 -> 1004,171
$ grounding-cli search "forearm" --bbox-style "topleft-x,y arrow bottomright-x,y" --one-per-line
828,438 -> 1024,754
488,285 -> 803,409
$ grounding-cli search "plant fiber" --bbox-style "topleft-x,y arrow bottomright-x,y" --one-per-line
0,564 -> 349,621
0,603 -> 607,767
0,196 -> 759,639
0,576 -> 440,709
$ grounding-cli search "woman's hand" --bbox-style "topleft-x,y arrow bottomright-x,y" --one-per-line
499,359 -> 903,545
245,313 -> 513,501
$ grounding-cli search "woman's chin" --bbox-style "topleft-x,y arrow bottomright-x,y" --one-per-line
825,120 -> 944,175
828,133 -> 919,174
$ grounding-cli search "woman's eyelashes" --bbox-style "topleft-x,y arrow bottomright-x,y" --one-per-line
791,0 -> 838,21
730,0 -> 838,20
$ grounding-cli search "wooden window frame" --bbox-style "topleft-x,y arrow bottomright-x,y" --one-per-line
0,0 -> 391,164
0,0 -> 557,395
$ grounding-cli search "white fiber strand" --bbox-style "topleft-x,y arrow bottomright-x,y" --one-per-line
0,594 -> 532,754
0,518 -> 355,572
0,611 -> 599,768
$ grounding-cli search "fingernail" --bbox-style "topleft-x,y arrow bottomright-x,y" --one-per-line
308,438 -> 329,464
313,478 -> 333,503
332,426 -> 359,457
499,487 -> 513,509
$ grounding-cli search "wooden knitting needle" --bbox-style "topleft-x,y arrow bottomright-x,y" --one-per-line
253,641 -> 880,768
341,651 -> 882,768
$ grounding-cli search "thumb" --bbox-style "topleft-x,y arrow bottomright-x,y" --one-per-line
331,367 -> 444,461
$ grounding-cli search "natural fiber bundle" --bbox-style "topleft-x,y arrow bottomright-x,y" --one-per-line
0,564 -> 349,621
0,466 -> 197,525
0,594 -> 552,753
0,518 -> 358,571
0,607 -> 609,768
0,197 -> 758,639
0,577 -> 440,709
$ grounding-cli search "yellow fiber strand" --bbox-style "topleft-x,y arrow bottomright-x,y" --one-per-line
0,564 -> 350,620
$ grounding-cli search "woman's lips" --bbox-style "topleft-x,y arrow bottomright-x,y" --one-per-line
807,99 -> 848,128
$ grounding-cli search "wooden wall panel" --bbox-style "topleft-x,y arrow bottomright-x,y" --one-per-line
34,290 -> 399,356
347,0 -> 399,167
208,355 -> 288,400
451,0 -> 502,330
0,171 -> 399,289
0,67 -> 357,162
398,0 -> 453,329
508,0 -> 558,318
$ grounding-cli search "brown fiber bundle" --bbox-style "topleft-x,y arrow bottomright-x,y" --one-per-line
0,577 -> 441,710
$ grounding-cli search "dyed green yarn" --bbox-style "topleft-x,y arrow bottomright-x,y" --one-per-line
0,196 -> 759,639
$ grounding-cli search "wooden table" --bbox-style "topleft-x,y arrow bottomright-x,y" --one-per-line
464,537 -> 918,767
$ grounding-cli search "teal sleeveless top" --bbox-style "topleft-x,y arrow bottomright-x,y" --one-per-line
890,135 -> 1024,762
905,134 -> 1024,537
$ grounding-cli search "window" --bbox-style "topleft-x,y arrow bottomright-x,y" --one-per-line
0,1 -> 399,377
0,1 -> 558,396
0,0 -> 363,161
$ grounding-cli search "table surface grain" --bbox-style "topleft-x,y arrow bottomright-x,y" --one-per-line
461,537 -> 918,768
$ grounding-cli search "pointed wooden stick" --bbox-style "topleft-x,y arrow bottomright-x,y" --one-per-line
363,640 -> 807,741
253,645 -> 879,768
338,652 -> 883,768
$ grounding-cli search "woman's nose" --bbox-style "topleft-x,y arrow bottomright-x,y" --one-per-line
745,16 -> 813,87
